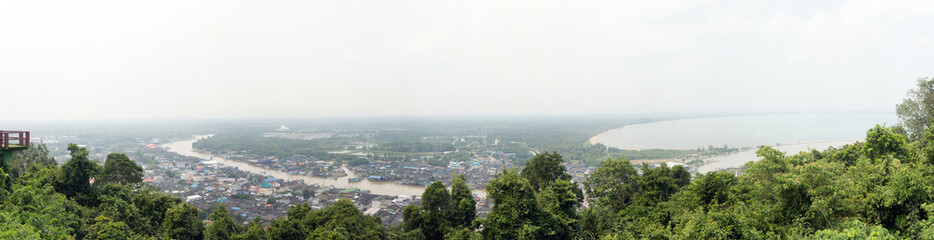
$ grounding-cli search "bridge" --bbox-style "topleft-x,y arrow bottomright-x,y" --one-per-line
0,130 -> 30,164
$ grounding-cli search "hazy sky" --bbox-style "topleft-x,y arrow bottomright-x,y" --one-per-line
3,0 -> 933,120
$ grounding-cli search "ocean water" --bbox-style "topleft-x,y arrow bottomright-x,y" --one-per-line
595,114 -> 898,150
594,113 -> 899,173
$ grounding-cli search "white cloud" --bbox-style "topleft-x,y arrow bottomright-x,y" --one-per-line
914,36 -> 934,49
1,0 -> 932,120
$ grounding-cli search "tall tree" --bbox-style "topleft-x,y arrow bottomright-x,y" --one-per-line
99,153 -> 143,186
267,216 -> 305,240
98,195 -> 147,236
671,165 -> 691,188
584,157 -> 639,212
636,163 -> 678,205
233,218 -> 268,240
85,216 -> 131,240
205,204 -> 240,240
163,203 -> 205,240
134,188 -> 182,230
302,199 -> 385,240
897,77 -> 934,140
521,152 -> 572,192
687,171 -> 736,208
419,180 -> 452,239
540,179 -> 582,239
6,143 -> 55,178
483,169 -> 567,239
863,125 -> 909,162
450,174 -> 476,229
57,144 -> 100,206
401,205 -> 424,233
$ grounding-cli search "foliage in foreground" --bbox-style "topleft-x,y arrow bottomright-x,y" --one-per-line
5,127 -> 934,240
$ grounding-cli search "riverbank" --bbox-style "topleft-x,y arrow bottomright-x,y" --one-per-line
164,135 -> 487,198
695,138 -> 861,173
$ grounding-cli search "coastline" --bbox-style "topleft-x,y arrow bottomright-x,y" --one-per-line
588,113 -> 892,150
696,138 -> 863,173
589,128 -> 617,145
588,119 -> 681,147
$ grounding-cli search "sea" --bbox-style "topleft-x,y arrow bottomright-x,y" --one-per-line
593,113 -> 899,173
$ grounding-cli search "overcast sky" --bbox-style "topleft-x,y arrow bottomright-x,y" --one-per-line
3,0 -> 933,120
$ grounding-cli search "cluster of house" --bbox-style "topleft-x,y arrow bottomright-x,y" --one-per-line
131,144 -> 490,226
224,154 -> 348,178
347,151 -> 517,189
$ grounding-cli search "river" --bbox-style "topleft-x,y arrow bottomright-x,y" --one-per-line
163,135 -> 486,198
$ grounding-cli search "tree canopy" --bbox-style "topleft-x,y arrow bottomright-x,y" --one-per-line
897,77 -> 934,140
99,153 -> 144,186
521,152 -> 572,192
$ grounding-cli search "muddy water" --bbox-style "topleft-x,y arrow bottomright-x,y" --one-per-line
164,135 -> 486,198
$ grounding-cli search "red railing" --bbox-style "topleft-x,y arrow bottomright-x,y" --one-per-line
0,131 -> 30,148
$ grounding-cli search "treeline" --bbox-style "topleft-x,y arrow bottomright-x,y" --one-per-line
194,117 -> 699,166
193,130 -> 338,159
370,141 -> 455,153
482,119 -> 705,164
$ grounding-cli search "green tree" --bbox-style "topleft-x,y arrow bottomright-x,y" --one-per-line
897,77 -> 934,140
134,188 -> 182,230
450,175 -> 476,229
301,188 -> 315,199
671,164 -> 691,187
0,168 -> 10,195
636,163 -> 678,205
687,171 -> 736,208
57,144 -> 100,206
539,179 -> 581,239
584,157 -> 639,212
402,205 -> 424,233
417,180 -> 452,239
205,204 -> 240,240
0,183 -> 80,239
99,153 -> 144,186
98,195 -> 147,236
521,152 -> 571,192
163,203 -> 205,240
444,227 -> 481,240
233,218 -> 268,240
540,180 -> 580,221
301,199 -> 385,240
0,211 -> 44,239
863,125 -> 909,162
482,169 -> 567,239
812,219 -> 896,239
577,205 -> 615,240
267,217 -> 304,240
6,143 -> 56,179
86,216 -> 131,240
